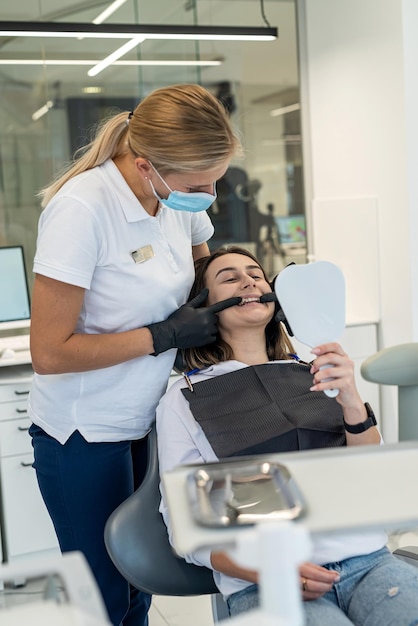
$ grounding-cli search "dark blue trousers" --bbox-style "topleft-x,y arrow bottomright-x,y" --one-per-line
29,424 -> 152,626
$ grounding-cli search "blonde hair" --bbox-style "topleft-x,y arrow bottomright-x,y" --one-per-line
39,84 -> 242,207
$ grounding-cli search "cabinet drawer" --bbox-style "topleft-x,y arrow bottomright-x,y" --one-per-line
0,399 -> 28,422
0,453 -> 59,559
0,383 -> 30,405
0,417 -> 32,456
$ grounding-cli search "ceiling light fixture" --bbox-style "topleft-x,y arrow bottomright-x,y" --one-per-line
88,36 -> 145,76
270,103 -> 300,117
82,86 -> 104,93
93,0 -> 129,25
0,21 -> 277,42
0,59 -> 222,67
32,100 -> 54,121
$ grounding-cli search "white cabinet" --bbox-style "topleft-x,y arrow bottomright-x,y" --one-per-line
0,364 -> 59,562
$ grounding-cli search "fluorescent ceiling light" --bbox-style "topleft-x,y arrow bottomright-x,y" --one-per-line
32,100 -> 53,121
88,36 -> 145,76
93,0 -> 128,25
82,86 -> 103,93
270,103 -> 300,117
0,21 -> 277,42
0,59 -> 222,67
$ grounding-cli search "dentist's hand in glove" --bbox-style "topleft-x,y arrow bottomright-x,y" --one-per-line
146,289 -> 241,356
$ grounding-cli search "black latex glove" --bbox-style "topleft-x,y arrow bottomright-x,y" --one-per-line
146,289 -> 241,356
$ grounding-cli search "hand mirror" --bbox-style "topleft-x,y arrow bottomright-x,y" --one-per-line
274,261 -> 346,397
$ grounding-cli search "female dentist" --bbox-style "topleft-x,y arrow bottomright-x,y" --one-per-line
28,84 -> 241,626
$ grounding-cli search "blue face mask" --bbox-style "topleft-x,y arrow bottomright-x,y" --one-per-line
148,163 -> 217,213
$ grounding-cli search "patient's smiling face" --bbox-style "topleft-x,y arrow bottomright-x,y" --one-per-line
204,252 -> 275,330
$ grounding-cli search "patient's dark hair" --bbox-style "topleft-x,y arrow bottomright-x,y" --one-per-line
182,246 -> 294,371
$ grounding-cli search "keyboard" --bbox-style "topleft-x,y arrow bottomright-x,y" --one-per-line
0,334 -> 30,353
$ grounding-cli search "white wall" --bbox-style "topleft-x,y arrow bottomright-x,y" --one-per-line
402,0 -> 418,341
297,0 -> 418,441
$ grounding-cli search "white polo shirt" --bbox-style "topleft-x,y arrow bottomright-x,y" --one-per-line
28,159 -> 214,444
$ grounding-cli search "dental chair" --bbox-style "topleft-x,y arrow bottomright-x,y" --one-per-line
104,425 -> 230,622
361,342 -> 418,565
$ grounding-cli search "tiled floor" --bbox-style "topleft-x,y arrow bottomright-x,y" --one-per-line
150,594 -> 214,626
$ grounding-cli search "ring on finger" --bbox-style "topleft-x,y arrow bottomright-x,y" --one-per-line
302,578 -> 308,592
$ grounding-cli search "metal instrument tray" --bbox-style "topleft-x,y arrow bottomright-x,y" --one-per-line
186,459 -> 306,527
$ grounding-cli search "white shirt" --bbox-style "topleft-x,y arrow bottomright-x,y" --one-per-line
156,360 -> 387,598
28,159 -> 214,444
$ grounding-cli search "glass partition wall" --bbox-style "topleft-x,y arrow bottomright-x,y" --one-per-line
0,0 -> 305,289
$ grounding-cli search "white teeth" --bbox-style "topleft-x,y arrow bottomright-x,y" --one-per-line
238,297 -> 261,306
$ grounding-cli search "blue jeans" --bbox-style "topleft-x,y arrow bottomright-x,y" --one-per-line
227,547 -> 418,625
29,424 -> 152,626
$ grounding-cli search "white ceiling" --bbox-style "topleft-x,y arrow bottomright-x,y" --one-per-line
0,0 -> 299,104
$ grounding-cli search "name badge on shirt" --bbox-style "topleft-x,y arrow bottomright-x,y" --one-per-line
131,245 -> 155,264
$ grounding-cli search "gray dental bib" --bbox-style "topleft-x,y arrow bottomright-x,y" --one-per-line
181,362 -> 346,459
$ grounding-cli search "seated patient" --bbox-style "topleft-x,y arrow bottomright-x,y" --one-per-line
156,246 -> 418,626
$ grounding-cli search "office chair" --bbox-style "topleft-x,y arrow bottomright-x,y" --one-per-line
361,342 -> 418,564
104,425 -> 229,621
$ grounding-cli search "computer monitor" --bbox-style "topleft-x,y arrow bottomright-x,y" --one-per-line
274,214 -> 306,246
0,246 -> 31,331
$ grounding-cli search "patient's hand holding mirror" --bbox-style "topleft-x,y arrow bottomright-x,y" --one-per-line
274,261 -> 346,397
